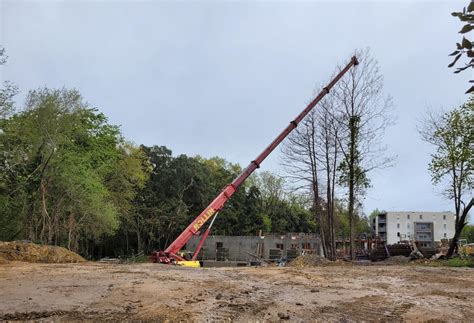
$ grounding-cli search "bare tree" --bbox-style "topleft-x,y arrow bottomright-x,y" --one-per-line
281,103 -> 343,260
281,49 -> 393,260
281,109 -> 330,257
316,95 -> 343,260
333,48 -> 394,260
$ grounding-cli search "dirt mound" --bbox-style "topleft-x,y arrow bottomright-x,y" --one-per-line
0,241 -> 85,263
287,254 -> 330,267
381,255 -> 411,265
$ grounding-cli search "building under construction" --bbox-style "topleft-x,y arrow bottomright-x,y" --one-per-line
186,233 -> 322,266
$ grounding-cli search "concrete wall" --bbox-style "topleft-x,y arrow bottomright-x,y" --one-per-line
375,211 -> 455,245
186,233 -> 322,262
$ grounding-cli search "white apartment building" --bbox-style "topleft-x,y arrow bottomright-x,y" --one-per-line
373,211 -> 456,248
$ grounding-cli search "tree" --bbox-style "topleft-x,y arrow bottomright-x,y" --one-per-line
368,208 -> 381,224
461,224 -> 474,243
449,2 -> 474,94
420,99 -> 473,257
249,171 -> 314,234
280,49 -> 395,261
0,46 -> 19,119
281,96 -> 342,260
0,88 -> 149,256
333,48 -> 394,260
316,95 -> 345,260
281,109 -> 329,256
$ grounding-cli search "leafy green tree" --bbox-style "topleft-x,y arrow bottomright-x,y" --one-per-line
0,46 -> 18,119
334,48 -> 394,259
461,224 -> 474,243
0,88 -> 149,256
250,171 -> 314,234
450,2 -> 474,94
420,98 -> 473,257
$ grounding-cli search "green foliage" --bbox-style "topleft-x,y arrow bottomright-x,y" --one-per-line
334,202 -> 371,238
461,225 -> 474,243
421,97 -> 473,257
0,88 -> 149,256
426,100 -> 473,200
368,208 -> 380,223
415,257 -> 474,268
0,46 -> 19,119
337,115 -> 371,195
450,2 -> 474,93
117,149 -> 316,256
442,258 -> 474,268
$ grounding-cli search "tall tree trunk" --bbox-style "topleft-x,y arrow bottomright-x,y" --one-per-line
348,178 -> 355,260
313,182 -> 327,258
348,117 -> 356,260
40,179 -> 50,244
330,135 -> 338,260
447,198 -> 473,257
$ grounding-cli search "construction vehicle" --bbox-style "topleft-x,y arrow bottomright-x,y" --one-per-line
459,239 -> 474,256
151,56 -> 359,267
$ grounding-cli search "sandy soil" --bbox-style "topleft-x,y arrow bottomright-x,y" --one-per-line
1,262 -> 473,322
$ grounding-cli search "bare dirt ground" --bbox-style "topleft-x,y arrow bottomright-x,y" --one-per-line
1,262 -> 473,322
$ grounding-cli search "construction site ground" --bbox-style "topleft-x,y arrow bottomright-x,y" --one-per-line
1,261 -> 473,322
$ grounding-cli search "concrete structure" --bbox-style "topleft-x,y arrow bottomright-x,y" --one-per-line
186,233 -> 322,262
373,211 -> 456,247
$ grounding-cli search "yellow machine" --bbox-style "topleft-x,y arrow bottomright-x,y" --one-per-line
459,239 -> 474,255
176,260 -> 201,268
175,251 -> 201,267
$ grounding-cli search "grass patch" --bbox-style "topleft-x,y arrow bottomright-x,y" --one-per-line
411,257 -> 474,268
442,258 -> 474,268
131,254 -> 150,263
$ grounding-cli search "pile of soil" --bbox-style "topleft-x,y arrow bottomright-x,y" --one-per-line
0,241 -> 85,263
381,255 -> 411,265
287,254 -> 330,267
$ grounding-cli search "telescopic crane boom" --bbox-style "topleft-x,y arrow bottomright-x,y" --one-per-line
151,56 -> 358,266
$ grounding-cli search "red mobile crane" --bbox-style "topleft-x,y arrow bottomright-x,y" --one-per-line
151,56 -> 359,267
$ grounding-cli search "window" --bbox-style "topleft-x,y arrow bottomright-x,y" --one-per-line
444,224 -> 447,229
397,232 -> 400,237
397,223 -> 400,229
301,243 -> 311,249
416,223 -> 431,230
407,214 -> 410,220
216,242 -> 223,249
276,243 -> 284,250
419,214 -> 423,220
443,215 -> 446,220
444,233 -> 447,238
407,223 -> 410,229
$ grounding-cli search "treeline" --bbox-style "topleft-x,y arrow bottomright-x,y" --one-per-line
0,89 -> 149,255
0,87 -> 373,258
0,88 -> 322,257
1,46 -> 377,259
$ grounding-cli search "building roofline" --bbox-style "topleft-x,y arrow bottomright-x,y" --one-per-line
382,211 -> 454,214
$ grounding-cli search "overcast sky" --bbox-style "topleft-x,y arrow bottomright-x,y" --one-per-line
1,1 -> 471,220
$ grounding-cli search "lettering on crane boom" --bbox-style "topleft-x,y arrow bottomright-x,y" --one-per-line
193,207 -> 216,232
